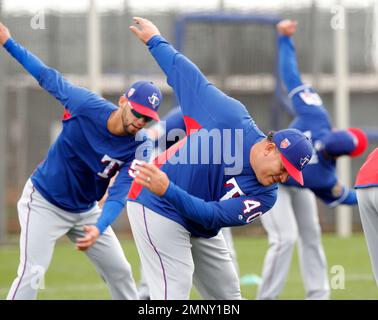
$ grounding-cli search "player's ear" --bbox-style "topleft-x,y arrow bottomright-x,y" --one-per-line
119,95 -> 127,107
264,142 -> 276,156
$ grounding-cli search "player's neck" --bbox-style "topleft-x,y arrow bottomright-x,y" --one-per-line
107,109 -> 129,136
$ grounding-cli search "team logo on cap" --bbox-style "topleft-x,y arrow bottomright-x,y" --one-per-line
128,88 -> 136,98
300,155 -> 311,169
280,138 -> 291,149
148,93 -> 160,109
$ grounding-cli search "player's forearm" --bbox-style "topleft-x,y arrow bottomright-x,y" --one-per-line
3,38 -> 48,82
147,35 -> 178,79
96,200 -> 124,235
162,181 -> 216,229
3,37 -> 77,105
279,35 -> 303,92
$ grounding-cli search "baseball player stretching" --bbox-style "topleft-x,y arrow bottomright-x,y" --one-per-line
0,22 -> 163,299
153,106 -> 240,266
257,20 -> 368,300
138,107 -> 241,299
355,148 -> 378,285
125,17 -> 313,300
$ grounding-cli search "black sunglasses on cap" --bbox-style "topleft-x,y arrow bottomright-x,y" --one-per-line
129,105 -> 153,123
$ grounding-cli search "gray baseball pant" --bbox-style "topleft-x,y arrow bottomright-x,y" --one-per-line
127,201 -> 241,300
257,185 -> 330,300
137,227 -> 239,299
356,188 -> 378,285
7,179 -> 138,300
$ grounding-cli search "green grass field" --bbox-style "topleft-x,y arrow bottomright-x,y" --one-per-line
0,233 -> 377,300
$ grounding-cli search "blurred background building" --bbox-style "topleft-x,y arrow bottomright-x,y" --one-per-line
0,0 -> 377,241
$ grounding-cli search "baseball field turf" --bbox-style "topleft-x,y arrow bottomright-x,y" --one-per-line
0,233 -> 377,300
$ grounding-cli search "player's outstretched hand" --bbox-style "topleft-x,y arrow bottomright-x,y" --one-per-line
277,19 -> 298,37
129,17 -> 161,44
134,162 -> 169,196
76,225 -> 100,251
0,22 -> 11,45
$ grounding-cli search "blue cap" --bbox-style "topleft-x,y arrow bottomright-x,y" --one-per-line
273,129 -> 313,186
321,128 -> 368,157
125,81 -> 162,121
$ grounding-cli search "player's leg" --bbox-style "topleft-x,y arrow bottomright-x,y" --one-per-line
191,231 -> 241,300
127,201 -> 194,300
357,188 -> 378,285
67,206 -> 138,300
7,179 -> 71,300
221,227 -> 240,275
257,185 -> 298,300
292,188 -> 330,299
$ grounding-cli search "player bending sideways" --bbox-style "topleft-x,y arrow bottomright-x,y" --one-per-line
257,20 -> 368,300
0,21 -> 161,300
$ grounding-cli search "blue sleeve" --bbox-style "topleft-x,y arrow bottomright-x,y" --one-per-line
3,38 -> 97,114
97,138 -> 153,233
96,200 -> 124,234
147,35 -> 250,130
313,186 -> 357,208
279,35 -> 303,93
279,36 -> 326,118
162,181 -> 275,229
106,164 -> 133,205
94,165 -> 132,235
164,107 -> 186,133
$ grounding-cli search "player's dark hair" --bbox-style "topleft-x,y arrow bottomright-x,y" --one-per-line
266,130 -> 275,142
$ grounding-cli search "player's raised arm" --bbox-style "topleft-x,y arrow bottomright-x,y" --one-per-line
130,17 -> 246,129
0,21 -> 94,113
277,19 -> 326,117
277,20 -> 303,92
